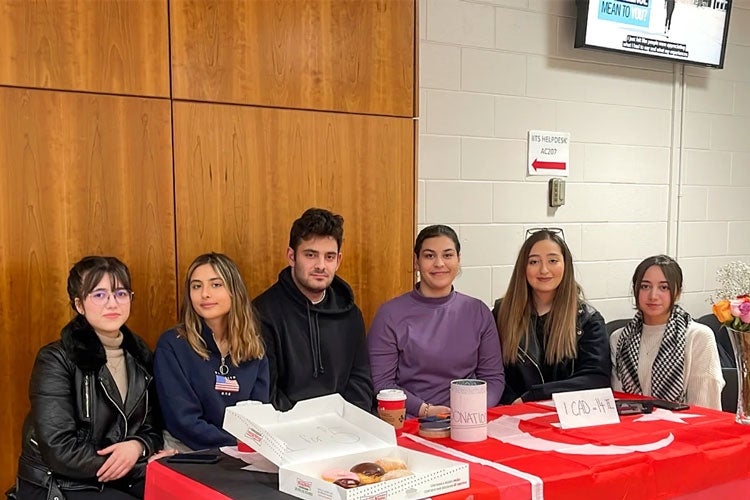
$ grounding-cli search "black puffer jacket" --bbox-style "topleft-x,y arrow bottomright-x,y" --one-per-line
17,315 -> 163,494
494,301 -> 611,404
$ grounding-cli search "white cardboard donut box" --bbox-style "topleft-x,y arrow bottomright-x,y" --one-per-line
223,393 -> 469,500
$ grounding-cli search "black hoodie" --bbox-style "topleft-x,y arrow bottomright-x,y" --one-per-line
253,267 -> 374,412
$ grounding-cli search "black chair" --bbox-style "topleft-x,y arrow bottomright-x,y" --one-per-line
721,366 -> 738,414
696,313 -> 735,368
696,313 -> 738,413
605,318 -> 630,336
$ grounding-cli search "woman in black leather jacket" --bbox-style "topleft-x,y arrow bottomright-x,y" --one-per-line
15,256 -> 164,499
494,229 -> 610,404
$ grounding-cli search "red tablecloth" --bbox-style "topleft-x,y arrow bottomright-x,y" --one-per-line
146,399 -> 750,500
397,400 -> 750,500
146,460 -> 233,500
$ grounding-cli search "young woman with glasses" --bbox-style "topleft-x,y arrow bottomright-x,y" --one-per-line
153,253 -> 269,451
494,228 -> 610,404
611,255 -> 723,409
15,256 -> 164,499
367,225 -> 505,418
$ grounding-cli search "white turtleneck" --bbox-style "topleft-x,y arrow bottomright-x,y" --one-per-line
610,320 -> 725,410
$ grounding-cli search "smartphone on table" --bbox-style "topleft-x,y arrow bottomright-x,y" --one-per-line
615,398 -> 689,416
649,399 -> 690,411
167,452 -> 221,464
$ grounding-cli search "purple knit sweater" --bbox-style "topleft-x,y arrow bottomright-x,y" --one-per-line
367,288 -> 505,416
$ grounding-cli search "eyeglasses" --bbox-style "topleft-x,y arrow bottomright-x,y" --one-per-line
88,288 -> 134,306
525,227 -> 565,240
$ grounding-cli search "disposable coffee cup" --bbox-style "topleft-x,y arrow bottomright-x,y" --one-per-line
377,389 -> 407,430
450,379 -> 487,442
237,440 -> 254,452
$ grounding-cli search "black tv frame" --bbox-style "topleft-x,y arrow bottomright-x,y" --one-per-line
574,0 -> 733,69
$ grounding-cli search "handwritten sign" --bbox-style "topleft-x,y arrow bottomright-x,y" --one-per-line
552,388 -> 620,429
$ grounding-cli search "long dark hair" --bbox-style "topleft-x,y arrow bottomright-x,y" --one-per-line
497,230 -> 582,364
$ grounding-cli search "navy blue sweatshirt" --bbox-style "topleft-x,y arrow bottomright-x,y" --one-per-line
153,323 -> 269,450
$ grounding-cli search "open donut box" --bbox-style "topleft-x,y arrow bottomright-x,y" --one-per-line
223,393 -> 469,500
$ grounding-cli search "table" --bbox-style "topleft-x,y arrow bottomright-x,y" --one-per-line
145,400 -> 750,500
146,452 -> 284,500
398,400 -> 750,499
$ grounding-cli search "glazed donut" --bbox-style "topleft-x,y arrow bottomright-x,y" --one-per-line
381,469 -> 414,481
375,456 -> 407,472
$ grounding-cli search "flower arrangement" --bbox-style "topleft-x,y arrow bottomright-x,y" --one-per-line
711,261 -> 750,332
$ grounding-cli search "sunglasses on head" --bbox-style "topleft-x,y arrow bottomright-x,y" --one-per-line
525,227 -> 565,240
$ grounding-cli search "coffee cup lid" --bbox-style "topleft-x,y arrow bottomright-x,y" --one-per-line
377,389 -> 406,401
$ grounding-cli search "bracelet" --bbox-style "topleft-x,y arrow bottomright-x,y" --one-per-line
421,403 -> 431,417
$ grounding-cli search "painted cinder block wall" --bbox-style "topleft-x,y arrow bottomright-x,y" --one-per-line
418,0 -> 750,323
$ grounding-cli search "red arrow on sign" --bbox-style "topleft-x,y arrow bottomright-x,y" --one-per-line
532,159 -> 566,171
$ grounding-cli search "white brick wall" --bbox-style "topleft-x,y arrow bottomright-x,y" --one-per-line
419,0 -> 750,322
733,152 -> 750,185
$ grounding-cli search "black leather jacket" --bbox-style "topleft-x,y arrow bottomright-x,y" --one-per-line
495,301 -> 611,404
17,315 -> 163,495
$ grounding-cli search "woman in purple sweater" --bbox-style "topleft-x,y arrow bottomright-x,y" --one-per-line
367,225 -> 505,418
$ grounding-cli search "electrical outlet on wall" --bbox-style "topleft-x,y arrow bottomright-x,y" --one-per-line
549,178 -> 565,207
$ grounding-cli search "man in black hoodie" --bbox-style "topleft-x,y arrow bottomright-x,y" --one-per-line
253,208 -> 374,412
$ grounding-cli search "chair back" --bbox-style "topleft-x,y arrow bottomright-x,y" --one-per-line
721,366 -> 738,413
606,318 -> 631,337
696,313 -> 735,368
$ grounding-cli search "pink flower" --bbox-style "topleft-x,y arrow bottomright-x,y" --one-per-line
729,295 -> 750,318
739,301 -> 750,324
730,299 -> 745,317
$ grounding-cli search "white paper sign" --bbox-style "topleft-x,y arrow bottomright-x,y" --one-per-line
528,130 -> 570,176
552,388 -> 620,429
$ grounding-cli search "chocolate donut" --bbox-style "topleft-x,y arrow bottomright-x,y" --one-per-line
333,478 -> 361,489
350,462 -> 385,484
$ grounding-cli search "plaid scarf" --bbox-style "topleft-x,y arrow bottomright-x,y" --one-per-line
615,304 -> 690,403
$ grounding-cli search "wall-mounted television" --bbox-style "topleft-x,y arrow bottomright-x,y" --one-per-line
575,0 -> 732,69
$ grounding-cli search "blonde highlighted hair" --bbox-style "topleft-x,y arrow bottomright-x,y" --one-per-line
178,253 -> 264,365
497,230 -> 582,365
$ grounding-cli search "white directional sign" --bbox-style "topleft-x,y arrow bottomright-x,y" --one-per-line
528,130 -> 570,177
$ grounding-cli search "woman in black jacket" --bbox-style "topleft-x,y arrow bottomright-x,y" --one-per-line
15,256 -> 164,499
494,228 -> 610,404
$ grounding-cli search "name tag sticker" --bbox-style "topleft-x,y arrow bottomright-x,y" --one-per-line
552,388 -> 620,429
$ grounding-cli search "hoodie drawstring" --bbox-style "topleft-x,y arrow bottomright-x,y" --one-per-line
306,302 -> 325,377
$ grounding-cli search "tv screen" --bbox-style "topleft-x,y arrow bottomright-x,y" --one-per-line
575,0 -> 732,68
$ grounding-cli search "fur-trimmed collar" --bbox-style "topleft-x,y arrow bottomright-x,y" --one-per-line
60,315 -> 153,371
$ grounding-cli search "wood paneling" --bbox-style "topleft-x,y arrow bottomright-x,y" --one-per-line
170,0 -> 414,116
0,88 -> 176,485
0,0 -> 416,487
0,0 -> 169,96
173,102 -> 415,324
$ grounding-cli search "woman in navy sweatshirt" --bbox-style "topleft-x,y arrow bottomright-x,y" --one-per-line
154,253 -> 269,451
